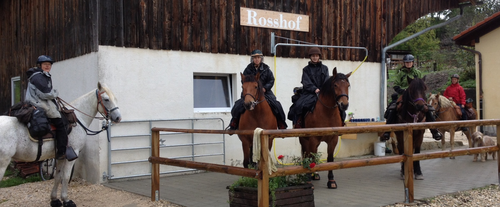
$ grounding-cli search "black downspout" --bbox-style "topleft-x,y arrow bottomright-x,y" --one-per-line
458,45 -> 483,132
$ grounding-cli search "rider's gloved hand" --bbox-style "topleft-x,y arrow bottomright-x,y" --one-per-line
393,86 -> 405,94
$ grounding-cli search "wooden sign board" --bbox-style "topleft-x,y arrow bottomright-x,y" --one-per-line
240,7 -> 309,32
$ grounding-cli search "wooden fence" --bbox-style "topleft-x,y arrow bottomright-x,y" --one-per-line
149,120 -> 500,207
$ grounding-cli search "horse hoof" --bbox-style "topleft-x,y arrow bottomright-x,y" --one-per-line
311,173 -> 321,180
327,180 -> 337,189
63,200 -> 76,207
415,174 -> 424,180
50,199 -> 63,207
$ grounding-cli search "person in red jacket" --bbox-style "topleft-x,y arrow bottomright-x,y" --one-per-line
443,74 -> 467,122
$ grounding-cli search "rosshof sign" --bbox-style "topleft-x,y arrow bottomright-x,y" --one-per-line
240,7 -> 309,32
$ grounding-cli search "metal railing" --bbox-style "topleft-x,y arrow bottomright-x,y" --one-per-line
149,119 -> 500,207
104,118 -> 225,180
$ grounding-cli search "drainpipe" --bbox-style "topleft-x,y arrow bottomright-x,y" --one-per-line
379,7 -> 463,120
458,45 -> 483,131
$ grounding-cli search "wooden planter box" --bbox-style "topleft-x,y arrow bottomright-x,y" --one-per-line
228,184 -> 314,207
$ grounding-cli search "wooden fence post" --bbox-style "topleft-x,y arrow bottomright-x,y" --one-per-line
151,130 -> 160,201
258,133 -> 270,207
403,128 -> 414,203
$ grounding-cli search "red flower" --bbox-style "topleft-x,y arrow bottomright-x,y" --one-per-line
278,155 -> 284,160
309,162 -> 316,168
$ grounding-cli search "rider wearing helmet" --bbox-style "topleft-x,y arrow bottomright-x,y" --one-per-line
25,55 -> 70,160
287,47 -> 330,128
380,54 -> 442,141
227,49 -> 288,131
443,74 -> 467,122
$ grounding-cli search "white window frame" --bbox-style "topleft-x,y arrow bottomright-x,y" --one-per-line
193,73 -> 233,113
11,76 -> 21,106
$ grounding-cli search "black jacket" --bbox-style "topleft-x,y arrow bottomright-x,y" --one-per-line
301,61 -> 329,94
243,62 -> 276,99
26,67 -> 53,93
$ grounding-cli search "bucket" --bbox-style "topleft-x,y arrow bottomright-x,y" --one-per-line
374,142 -> 386,156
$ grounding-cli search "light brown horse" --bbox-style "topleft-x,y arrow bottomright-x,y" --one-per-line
299,68 -> 351,189
427,93 -> 475,156
238,72 -> 277,168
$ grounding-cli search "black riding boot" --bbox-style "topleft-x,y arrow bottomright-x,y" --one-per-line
50,118 -> 68,160
460,106 -> 468,131
380,108 -> 396,141
227,99 -> 245,130
425,106 -> 442,140
227,117 -> 239,130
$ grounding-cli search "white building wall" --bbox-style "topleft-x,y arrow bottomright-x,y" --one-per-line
50,46 -> 382,183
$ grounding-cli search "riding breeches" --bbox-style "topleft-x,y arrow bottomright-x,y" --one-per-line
49,118 -> 68,153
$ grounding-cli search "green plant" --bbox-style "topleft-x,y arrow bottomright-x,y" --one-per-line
229,153 -> 322,207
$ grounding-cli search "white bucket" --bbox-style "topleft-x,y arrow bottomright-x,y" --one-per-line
374,142 -> 386,156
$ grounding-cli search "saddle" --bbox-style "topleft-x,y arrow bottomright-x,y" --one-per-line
464,101 -> 477,120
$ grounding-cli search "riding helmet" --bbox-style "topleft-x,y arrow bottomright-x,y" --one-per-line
37,55 -> 55,64
451,74 -> 460,79
251,49 -> 263,57
308,47 -> 321,57
403,54 -> 414,62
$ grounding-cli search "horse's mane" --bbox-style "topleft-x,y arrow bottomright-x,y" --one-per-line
320,73 -> 349,96
100,84 -> 117,101
428,93 -> 454,108
242,74 -> 263,91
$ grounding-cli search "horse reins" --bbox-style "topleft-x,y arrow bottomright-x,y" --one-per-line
243,87 -> 265,108
56,89 -> 119,136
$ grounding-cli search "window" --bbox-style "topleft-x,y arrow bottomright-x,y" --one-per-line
11,76 -> 21,106
193,74 -> 233,112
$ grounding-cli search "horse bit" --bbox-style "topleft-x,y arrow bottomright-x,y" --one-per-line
244,90 -> 264,109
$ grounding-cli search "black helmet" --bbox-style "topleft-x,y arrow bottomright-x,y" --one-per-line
308,47 -> 321,57
37,55 -> 54,64
451,74 -> 460,79
251,49 -> 263,57
403,54 -> 414,62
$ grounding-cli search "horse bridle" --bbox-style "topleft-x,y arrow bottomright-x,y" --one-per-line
96,90 -> 119,120
317,77 -> 349,109
244,92 -> 264,109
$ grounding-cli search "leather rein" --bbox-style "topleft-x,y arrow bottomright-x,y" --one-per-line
56,89 -> 119,136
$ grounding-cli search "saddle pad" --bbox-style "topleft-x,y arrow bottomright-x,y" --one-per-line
28,133 -> 54,142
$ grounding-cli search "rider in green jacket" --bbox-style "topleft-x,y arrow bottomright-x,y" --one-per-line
380,54 -> 442,141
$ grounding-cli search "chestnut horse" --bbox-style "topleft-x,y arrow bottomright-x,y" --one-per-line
394,77 -> 428,180
238,72 -> 277,168
427,93 -> 475,154
299,68 -> 351,189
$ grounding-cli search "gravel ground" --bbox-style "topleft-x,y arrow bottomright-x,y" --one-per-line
0,178 -> 182,207
384,184 -> 500,207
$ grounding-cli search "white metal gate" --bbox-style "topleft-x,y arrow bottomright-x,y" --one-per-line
103,118 -> 225,181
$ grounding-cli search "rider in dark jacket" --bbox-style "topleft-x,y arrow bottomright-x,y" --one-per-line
24,55 -> 69,160
227,49 -> 288,130
288,47 -> 329,128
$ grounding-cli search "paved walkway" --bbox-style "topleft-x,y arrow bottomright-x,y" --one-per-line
105,143 -> 499,207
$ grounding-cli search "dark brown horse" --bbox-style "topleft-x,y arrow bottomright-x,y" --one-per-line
238,72 -> 277,168
394,77 -> 428,180
299,68 -> 351,189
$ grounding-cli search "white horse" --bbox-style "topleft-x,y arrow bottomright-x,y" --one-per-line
0,82 -> 121,207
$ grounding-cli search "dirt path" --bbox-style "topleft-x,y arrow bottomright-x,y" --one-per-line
0,178 -> 182,207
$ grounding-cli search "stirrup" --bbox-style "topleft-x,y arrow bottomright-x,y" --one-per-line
380,132 -> 391,141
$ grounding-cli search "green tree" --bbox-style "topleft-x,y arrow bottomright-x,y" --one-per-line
390,16 -> 440,63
